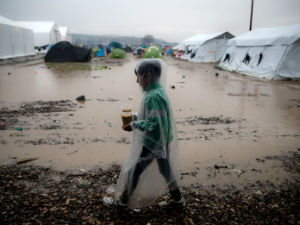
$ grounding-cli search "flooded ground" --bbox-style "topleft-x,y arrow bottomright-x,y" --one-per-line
0,55 -> 299,188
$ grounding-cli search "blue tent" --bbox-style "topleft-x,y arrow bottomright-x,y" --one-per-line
166,47 -> 173,55
106,46 -> 111,55
109,42 -> 123,49
96,48 -> 107,57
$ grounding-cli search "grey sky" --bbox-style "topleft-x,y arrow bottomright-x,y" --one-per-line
0,0 -> 299,42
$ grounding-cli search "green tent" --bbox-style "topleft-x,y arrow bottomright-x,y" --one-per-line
108,48 -> 126,59
143,45 -> 163,59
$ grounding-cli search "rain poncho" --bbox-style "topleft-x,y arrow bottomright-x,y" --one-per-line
115,59 -> 180,209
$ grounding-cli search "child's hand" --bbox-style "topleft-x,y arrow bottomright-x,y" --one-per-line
122,124 -> 132,132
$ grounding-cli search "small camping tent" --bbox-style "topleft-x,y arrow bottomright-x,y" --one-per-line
124,45 -> 133,52
45,41 -> 91,62
109,42 -> 123,49
180,32 -> 234,62
58,26 -> 72,43
0,15 -> 35,59
16,21 -> 60,53
133,46 -> 143,55
96,47 -> 107,57
143,45 -> 163,58
166,46 -> 173,55
108,48 -> 126,59
219,24 -> 300,80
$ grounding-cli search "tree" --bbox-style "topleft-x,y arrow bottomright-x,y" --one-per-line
142,35 -> 155,44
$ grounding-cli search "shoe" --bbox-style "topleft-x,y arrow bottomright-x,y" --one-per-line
103,196 -> 128,208
116,199 -> 128,207
158,197 -> 185,208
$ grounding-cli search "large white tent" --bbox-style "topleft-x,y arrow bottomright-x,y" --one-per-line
58,26 -> 72,43
16,21 -> 60,52
180,32 -> 234,62
0,15 -> 35,59
219,24 -> 300,80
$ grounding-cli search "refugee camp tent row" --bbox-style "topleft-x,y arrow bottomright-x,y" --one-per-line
219,24 -> 300,80
0,15 -> 35,59
180,32 -> 234,63
16,21 -> 61,53
58,26 -> 72,43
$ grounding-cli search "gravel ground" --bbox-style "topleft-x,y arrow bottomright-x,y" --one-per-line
1,156 -> 299,225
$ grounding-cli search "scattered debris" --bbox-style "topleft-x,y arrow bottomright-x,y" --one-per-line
16,157 -> 39,164
76,95 -> 86,102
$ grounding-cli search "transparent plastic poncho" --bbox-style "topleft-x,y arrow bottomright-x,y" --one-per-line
115,59 -> 180,209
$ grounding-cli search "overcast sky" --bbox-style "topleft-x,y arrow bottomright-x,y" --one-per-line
0,0 -> 299,42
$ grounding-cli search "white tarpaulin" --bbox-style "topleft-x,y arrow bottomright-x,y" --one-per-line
58,26 -> 72,43
219,24 -> 300,80
0,15 -> 35,59
16,21 -> 60,52
179,32 -> 234,62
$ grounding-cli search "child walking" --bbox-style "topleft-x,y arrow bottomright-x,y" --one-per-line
115,59 -> 184,209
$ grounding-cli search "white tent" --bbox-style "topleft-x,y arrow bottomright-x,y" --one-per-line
180,32 -> 234,62
0,15 -> 35,59
219,24 -> 300,80
16,21 -> 60,52
58,26 -> 72,43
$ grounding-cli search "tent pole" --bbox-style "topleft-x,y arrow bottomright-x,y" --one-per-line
249,0 -> 254,31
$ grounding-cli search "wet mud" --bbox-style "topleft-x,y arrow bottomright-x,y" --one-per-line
0,55 -> 299,223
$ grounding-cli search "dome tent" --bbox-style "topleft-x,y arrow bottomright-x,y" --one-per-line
96,47 -> 107,57
109,42 -> 123,49
108,48 -> 126,59
45,41 -> 91,62
133,46 -> 143,55
219,24 -> 300,80
143,45 -> 163,59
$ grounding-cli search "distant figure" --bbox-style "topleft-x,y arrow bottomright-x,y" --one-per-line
178,52 -> 181,60
257,53 -> 263,66
223,53 -> 230,63
243,54 -> 251,65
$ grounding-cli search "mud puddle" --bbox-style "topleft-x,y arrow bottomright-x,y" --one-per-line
0,55 -> 299,188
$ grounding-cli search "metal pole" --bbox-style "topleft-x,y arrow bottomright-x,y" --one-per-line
249,0 -> 254,31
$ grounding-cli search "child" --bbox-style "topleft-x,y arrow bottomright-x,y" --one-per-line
115,59 -> 184,209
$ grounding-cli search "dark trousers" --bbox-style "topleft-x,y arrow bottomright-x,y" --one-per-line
121,146 -> 182,203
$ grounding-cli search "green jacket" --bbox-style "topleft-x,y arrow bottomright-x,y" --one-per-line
132,82 -> 173,149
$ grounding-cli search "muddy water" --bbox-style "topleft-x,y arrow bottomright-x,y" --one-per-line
0,55 -> 299,188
